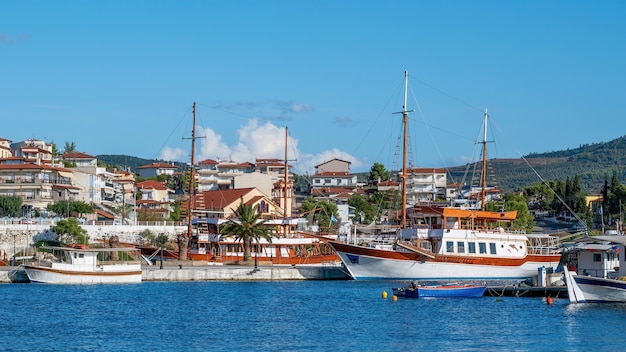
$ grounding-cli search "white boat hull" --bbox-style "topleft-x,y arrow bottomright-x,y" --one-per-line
335,250 -> 557,280
24,264 -> 142,284
564,267 -> 626,303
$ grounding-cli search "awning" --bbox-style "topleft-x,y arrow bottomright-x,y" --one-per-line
58,171 -> 74,178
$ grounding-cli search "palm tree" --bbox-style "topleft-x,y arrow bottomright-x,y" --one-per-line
220,203 -> 276,263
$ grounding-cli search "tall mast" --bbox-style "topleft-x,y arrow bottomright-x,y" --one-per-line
283,126 -> 289,221
480,109 -> 488,211
187,102 -> 197,239
394,71 -> 413,228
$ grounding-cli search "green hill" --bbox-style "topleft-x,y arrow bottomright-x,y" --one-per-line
448,135 -> 626,193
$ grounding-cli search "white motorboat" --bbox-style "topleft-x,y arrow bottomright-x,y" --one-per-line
24,245 -> 142,284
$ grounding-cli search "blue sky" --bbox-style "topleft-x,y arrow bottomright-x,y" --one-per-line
2,1 -> 625,175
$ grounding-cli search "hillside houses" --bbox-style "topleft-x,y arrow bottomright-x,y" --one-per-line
0,134 -> 506,226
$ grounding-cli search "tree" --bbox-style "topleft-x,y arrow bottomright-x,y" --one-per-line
51,218 -> 89,244
299,197 -> 339,232
169,200 -> 182,221
368,162 -> 389,185
63,141 -> 77,154
0,195 -> 22,217
47,200 -> 94,218
348,193 -> 374,224
487,194 -> 535,233
219,203 -> 276,262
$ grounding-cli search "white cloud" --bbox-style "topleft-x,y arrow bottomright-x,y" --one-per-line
160,118 -> 363,175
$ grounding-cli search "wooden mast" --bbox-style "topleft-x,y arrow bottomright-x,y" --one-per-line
394,71 -> 412,228
186,102 -> 197,246
283,126 -> 289,221
480,109 -> 488,211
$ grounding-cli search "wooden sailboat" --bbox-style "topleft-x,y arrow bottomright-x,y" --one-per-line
186,125 -> 339,265
329,71 -> 562,281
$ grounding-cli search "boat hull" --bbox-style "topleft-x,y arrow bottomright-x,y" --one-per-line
564,267 -> 626,303
331,241 -> 560,280
393,285 -> 486,298
24,265 -> 142,284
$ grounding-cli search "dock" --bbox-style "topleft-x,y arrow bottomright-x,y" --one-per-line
0,262 -> 351,283
484,284 -> 568,298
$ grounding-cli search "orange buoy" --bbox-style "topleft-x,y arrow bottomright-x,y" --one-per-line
392,295 -> 398,301
546,296 -> 553,305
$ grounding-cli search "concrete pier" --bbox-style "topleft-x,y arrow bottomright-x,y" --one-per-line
0,263 -> 351,283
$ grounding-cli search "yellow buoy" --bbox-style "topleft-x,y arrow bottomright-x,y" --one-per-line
392,295 -> 398,301
382,291 -> 388,299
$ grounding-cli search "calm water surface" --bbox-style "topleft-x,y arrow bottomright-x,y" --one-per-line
0,280 -> 624,351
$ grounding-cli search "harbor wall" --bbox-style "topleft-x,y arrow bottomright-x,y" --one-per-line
0,264 -> 350,283
0,223 -> 185,258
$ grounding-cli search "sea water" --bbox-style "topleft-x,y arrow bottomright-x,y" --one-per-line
0,280 -> 624,352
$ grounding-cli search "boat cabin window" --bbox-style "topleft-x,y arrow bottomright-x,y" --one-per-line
457,242 -> 465,254
489,243 -> 496,255
446,241 -> 454,253
593,253 -> 602,262
479,242 -> 487,254
468,242 -> 476,254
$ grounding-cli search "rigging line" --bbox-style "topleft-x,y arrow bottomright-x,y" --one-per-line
350,77 -> 405,163
153,104 -> 193,161
410,76 -> 484,114
488,117 -> 587,224
197,102 -> 256,121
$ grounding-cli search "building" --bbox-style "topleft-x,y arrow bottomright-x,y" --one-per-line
405,167 -> 447,205
311,159 -> 357,189
0,160 -> 78,213
191,187 -> 283,220
136,180 -> 174,220
136,162 -> 179,178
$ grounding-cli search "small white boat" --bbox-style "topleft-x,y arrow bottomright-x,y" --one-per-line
564,267 -> 626,303
24,246 -> 142,284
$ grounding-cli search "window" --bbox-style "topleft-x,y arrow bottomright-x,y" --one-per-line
593,253 -> 602,262
324,179 -> 331,184
479,242 -> 487,254
489,243 -> 496,255
468,242 -> 476,254
314,179 -> 320,184
446,241 -> 454,253
457,242 -> 465,253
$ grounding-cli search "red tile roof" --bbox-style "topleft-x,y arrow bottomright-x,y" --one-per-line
137,162 -> 178,169
61,152 -> 95,159
136,180 -> 169,191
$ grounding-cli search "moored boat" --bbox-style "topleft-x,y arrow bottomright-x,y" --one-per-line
24,246 -> 142,284
564,266 -> 626,303
189,218 -> 340,265
392,281 -> 486,298
329,72 -> 562,281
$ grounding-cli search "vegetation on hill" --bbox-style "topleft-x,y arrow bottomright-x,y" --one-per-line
447,135 -> 626,193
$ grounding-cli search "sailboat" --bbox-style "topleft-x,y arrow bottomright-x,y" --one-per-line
329,71 -> 562,280
185,123 -> 340,265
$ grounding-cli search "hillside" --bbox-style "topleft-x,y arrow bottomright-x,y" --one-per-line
448,135 -> 626,193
